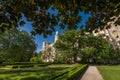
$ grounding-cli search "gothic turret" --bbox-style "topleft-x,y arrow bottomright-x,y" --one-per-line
54,31 -> 59,43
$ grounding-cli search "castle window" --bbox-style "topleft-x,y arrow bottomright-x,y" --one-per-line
116,35 -> 119,38
117,41 -> 120,46
113,30 -> 119,38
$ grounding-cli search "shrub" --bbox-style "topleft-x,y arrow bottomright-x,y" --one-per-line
66,65 -> 88,80
5,63 -> 51,69
20,76 -> 38,80
19,65 -> 34,68
3,62 -> 37,65
34,63 -> 51,67
6,65 -> 18,68
5,64 -> 88,80
38,64 -> 88,80
6,65 -> 35,69
0,78 -> 4,80
30,57 -> 42,63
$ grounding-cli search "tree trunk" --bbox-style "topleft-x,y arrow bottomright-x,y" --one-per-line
0,61 -> 3,64
73,54 -> 77,63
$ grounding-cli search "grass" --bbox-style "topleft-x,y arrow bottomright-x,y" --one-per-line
0,64 -> 78,80
97,65 -> 120,80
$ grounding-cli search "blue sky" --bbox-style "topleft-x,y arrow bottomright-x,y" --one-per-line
18,12 -> 90,53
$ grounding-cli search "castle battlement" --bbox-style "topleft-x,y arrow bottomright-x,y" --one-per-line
41,31 -> 59,62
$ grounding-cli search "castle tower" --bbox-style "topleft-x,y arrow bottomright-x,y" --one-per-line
42,42 -> 51,51
42,42 -> 45,51
54,31 -> 59,43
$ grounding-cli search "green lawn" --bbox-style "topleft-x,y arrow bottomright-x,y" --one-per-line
97,65 -> 120,80
0,64 -> 78,80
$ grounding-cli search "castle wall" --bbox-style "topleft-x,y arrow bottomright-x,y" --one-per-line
41,31 -> 59,62
93,23 -> 120,49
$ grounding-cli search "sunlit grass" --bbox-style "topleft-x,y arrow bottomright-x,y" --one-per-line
97,65 -> 120,80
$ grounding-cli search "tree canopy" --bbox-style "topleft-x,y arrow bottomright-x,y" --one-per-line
0,28 -> 36,63
0,0 -> 120,36
54,30 -> 119,64
54,30 -> 87,63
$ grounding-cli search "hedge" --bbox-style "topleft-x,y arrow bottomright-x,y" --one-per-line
20,76 -> 38,80
5,64 -> 88,80
6,65 -> 35,69
20,65 -> 88,80
65,64 -> 88,80
5,63 -> 51,69
54,64 -> 88,80
0,78 -> 4,80
6,65 -> 19,68
3,62 -> 37,65
38,64 -> 88,80
3,62 -> 52,65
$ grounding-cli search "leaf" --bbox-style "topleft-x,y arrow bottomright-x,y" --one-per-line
19,21 -> 25,26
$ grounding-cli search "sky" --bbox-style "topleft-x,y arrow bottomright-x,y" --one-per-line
18,11 -> 90,53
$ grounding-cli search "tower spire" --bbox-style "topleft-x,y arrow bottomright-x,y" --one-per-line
55,31 -> 59,43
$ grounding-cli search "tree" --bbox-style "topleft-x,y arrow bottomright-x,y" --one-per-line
80,47 -> 96,63
54,30 -> 111,64
30,52 -> 42,63
80,35 -> 110,64
0,0 -> 119,36
0,0 -> 82,37
0,27 -> 36,63
86,0 -> 120,32
54,30 -> 86,63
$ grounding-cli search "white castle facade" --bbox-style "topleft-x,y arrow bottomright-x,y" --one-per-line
93,23 -> 120,49
41,20 -> 120,62
41,31 -> 59,62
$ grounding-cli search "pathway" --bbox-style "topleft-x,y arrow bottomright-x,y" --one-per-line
78,66 -> 103,80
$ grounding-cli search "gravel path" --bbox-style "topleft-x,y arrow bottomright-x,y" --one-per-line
79,66 -> 103,80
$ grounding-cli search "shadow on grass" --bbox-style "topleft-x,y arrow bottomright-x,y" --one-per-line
0,67 -> 67,80
0,67 -> 66,74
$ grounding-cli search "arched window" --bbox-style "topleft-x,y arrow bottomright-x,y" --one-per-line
113,30 -> 119,38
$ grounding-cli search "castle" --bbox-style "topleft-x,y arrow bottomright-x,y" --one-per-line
41,31 -> 59,62
41,22 -> 120,62
93,23 -> 120,49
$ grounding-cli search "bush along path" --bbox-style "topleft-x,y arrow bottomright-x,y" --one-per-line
20,64 -> 88,80
78,66 -> 103,80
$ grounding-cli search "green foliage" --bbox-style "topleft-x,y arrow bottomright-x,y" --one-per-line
30,56 -> 42,63
0,0 -> 119,36
80,47 -> 96,63
3,62 -> 52,69
1,64 -> 88,80
54,30 -> 86,63
20,76 -> 38,80
0,0 -> 82,37
80,35 -> 110,64
19,65 -> 34,68
39,64 -> 88,80
81,35 -> 120,64
3,62 -> 37,65
0,28 -> 36,63
0,78 -> 4,80
0,64 -> 80,80
66,65 -> 88,80
54,51 -> 69,64
6,65 -> 18,69
54,30 -> 119,64
6,65 -> 35,69
108,49 -> 120,64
